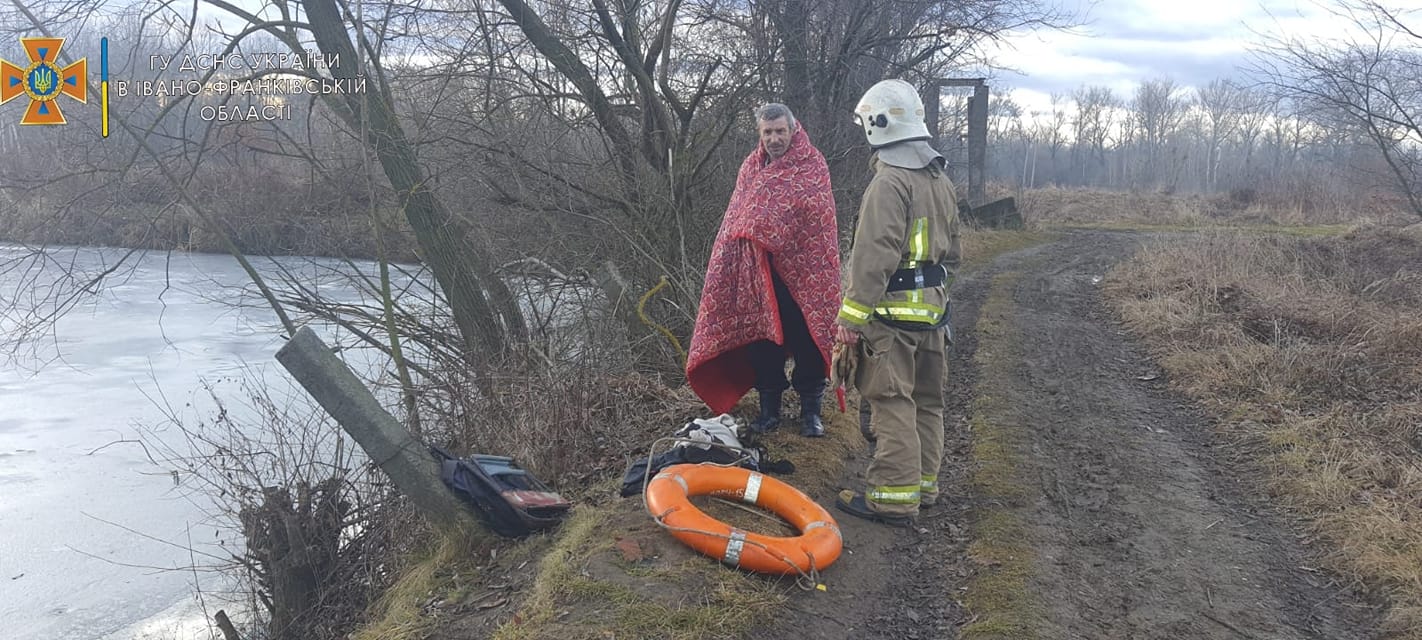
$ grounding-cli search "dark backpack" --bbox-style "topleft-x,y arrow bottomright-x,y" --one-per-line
430,445 -> 572,538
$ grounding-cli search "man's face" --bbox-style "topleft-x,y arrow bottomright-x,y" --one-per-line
758,116 -> 793,159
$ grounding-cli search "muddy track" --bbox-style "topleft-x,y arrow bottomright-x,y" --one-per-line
750,230 -> 1378,640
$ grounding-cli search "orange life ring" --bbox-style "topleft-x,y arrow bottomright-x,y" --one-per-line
644,463 -> 843,575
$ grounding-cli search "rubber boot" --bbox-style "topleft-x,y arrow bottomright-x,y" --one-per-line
799,385 -> 825,438
835,490 -> 912,527
750,389 -> 782,434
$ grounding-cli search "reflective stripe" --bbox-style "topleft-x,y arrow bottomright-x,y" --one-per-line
654,472 -> 689,494
877,312 -> 937,324
909,288 -> 922,304
804,520 -> 843,542
867,484 -> 921,505
874,300 -> 944,323
888,300 -> 945,313
839,297 -> 873,325
743,473 -> 763,505
723,530 -> 747,566
920,475 -> 938,491
910,217 -> 929,262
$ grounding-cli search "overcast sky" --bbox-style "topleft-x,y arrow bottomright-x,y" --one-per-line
990,0 -> 1350,115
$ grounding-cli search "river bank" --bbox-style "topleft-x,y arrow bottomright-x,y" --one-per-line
0,198 -> 420,263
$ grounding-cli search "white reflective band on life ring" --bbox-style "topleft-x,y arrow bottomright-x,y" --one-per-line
743,473 -> 763,505
723,530 -> 747,566
654,471 -> 689,494
803,520 -> 842,541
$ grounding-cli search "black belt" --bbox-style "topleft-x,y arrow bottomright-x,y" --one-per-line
886,264 -> 947,292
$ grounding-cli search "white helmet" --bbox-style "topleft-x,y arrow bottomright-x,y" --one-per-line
854,79 -> 931,147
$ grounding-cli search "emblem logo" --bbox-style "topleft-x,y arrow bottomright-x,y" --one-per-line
0,37 -> 87,125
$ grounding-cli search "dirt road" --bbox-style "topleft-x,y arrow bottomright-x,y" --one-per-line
752,230 -> 1378,639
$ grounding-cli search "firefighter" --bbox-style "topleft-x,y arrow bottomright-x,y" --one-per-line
834,79 -> 962,525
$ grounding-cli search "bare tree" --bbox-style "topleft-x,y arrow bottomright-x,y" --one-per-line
1131,77 -> 1187,187
295,0 -> 530,356
1265,99 -> 1306,177
758,0 -> 1070,167
1253,0 -> 1422,218
1196,78 -> 1246,191
1071,84 -> 1117,186
1234,88 -> 1271,178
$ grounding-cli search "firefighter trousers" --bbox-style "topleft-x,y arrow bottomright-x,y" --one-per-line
854,320 -> 947,515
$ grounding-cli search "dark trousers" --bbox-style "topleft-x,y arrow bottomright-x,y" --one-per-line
748,268 -> 825,395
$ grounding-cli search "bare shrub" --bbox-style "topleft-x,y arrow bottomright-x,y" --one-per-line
140,373 -> 416,640
432,367 -> 705,495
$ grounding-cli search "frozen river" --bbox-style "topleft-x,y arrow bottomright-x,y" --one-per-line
0,245 -> 388,640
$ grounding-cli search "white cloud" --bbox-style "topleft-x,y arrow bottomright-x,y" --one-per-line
1010,88 -> 1064,118
986,0 -> 1361,121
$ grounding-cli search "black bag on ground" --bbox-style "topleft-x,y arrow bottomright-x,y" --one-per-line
620,415 -> 793,498
430,445 -> 572,538
621,447 -> 746,498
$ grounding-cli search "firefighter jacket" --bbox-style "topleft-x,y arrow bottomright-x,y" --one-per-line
837,154 -> 962,330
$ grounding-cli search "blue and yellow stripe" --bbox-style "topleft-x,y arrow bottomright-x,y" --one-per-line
100,37 -> 108,137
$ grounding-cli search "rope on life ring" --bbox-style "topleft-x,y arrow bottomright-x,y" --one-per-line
643,459 -> 843,584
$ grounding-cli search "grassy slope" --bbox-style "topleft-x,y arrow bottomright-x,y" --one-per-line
348,225 -> 1055,640
455,407 -> 861,640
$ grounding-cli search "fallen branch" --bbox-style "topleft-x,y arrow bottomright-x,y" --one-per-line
1202,612 -> 1257,639
214,610 -> 241,640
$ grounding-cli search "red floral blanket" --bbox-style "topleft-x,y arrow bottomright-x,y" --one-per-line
686,127 -> 840,413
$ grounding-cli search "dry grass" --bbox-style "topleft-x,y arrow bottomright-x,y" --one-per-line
353,399 -> 859,640
960,227 -> 1055,270
489,502 -> 786,640
1017,186 -> 1413,230
349,533 -> 490,640
447,370 -> 709,499
959,270 -> 1046,640
488,406 -> 862,640
737,391 -> 864,496
1103,226 -> 1422,636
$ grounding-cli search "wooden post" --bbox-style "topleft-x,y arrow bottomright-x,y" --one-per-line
968,83 -> 989,204
922,80 -> 942,141
928,78 -> 990,203
275,326 -> 485,539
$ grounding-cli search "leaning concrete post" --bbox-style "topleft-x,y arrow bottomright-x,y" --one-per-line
276,326 -> 484,539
